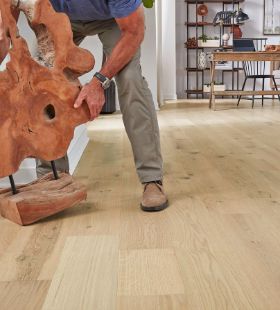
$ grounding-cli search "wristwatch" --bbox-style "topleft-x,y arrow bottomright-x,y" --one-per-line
94,72 -> 111,90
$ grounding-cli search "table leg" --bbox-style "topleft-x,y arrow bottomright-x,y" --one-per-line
210,61 -> 216,110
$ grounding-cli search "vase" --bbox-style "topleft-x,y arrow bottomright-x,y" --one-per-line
231,25 -> 242,39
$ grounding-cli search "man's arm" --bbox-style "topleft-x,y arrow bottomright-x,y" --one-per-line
74,5 -> 145,121
0,8 -> 20,64
98,6 -> 145,79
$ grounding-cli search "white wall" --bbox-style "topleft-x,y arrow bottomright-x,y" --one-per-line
142,7 -> 158,106
157,0 -> 177,102
176,0 -> 280,98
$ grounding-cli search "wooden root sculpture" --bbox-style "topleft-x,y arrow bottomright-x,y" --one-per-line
0,0 -> 95,225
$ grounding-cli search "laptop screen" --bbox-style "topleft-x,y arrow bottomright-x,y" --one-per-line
233,39 -> 256,52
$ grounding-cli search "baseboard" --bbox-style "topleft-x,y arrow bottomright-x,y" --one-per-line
0,159 -> 37,187
68,125 -> 89,175
163,94 -> 178,101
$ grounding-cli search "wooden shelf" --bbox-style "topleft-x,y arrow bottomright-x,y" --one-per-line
185,46 -> 234,49
186,68 -> 211,71
186,67 -> 242,72
185,22 -> 243,27
186,90 -> 204,94
214,90 -> 280,96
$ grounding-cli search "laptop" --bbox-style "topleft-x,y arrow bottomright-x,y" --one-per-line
233,39 -> 256,52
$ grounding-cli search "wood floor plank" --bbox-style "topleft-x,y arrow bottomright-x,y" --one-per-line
117,294 -> 188,310
117,248 -> 185,296
38,203 -> 121,280
0,280 -> 50,310
42,235 -> 119,310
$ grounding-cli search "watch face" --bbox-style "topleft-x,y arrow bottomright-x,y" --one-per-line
102,79 -> 111,89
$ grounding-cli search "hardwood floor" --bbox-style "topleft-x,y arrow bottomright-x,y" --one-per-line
1,101 -> 280,309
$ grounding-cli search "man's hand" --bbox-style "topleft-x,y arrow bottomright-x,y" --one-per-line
74,78 -> 105,121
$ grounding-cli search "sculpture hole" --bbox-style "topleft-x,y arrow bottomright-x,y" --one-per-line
44,104 -> 56,120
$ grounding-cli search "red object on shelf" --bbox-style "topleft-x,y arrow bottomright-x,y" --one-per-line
231,25 -> 243,39
197,4 -> 208,16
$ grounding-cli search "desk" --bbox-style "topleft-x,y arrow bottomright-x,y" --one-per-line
209,52 -> 280,110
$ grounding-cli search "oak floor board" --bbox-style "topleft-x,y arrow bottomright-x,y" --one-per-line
38,204 -> 121,280
117,294 -> 188,310
117,248 -> 185,296
0,280 -> 50,310
42,235 -> 119,310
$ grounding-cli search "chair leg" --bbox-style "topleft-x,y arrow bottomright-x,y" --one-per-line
262,77 -> 265,107
238,77 -> 247,106
272,77 -> 280,102
252,78 -> 256,108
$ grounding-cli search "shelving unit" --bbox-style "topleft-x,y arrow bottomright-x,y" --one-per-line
185,0 -> 245,98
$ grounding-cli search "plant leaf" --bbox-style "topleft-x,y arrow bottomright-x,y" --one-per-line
143,0 -> 154,8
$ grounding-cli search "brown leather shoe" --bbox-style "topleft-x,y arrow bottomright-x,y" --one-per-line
141,181 -> 169,212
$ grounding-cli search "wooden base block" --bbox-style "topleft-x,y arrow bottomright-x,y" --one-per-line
0,173 -> 87,226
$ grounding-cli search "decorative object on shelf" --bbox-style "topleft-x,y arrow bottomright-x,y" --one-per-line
198,52 -> 207,70
185,37 -> 197,48
197,4 -> 208,17
198,35 -> 220,48
213,11 -> 235,25
231,25 -> 243,39
265,45 -> 280,52
213,9 -> 249,26
235,8 -> 249,23
198,51 -> 213,70
222,33 -> 230,46
203,83 -> 226,93
264,0 -> 280,35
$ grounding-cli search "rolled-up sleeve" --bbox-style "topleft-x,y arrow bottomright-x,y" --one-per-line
109,0 -> 142,18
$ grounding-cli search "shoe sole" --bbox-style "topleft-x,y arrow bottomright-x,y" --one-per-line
140,200 -> 169,212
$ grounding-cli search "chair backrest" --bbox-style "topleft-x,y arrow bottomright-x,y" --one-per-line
243,60 -> 266,77
233,39 -> 266,77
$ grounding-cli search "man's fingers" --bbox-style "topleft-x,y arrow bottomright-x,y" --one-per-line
89,102 -> 97,121
74,92 -> 85,108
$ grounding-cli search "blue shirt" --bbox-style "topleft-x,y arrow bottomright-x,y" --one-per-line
50,0 -> 142,21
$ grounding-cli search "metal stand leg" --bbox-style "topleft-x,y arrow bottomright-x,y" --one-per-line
9,175 -> 17,195
51,161 -> 59,180
252,78 -> 256,108
238,77 -> 247,106
262,78 -> 265,107
272,77 -> 280,102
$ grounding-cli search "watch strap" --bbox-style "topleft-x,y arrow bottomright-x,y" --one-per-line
94,72 -> 107,83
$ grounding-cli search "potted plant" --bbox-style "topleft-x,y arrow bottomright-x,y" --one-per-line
198,35 -> 220,48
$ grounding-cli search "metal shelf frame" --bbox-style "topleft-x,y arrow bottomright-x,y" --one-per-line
185,0 -> 244,98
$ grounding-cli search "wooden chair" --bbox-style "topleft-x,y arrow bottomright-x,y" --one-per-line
270,61 -> 280,100
238,60 -> 280,108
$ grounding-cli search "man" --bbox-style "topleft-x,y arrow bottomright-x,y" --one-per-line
0,0 -> 168,212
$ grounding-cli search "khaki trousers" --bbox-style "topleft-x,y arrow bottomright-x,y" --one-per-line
37,19 -> 163,183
